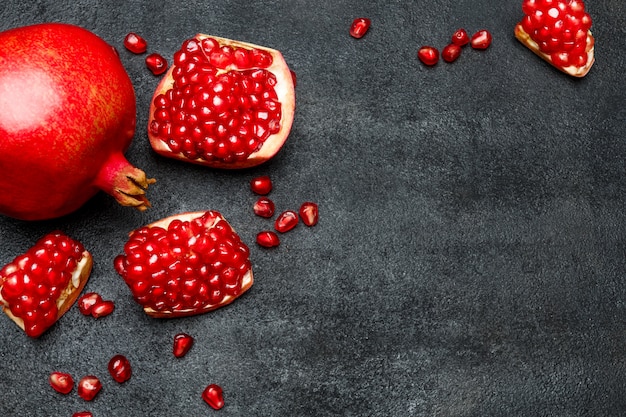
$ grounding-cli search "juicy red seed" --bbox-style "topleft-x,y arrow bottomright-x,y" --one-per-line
298,202 -> 319,227
173,333 -> 194,358
470,30 -> 493,50
123,32 -> 147,54
253,197 -> 275,218
250,175 -> 272,195
275,210 -> 299,233
77,292 -> 102,315
256,231 -> 280,248
442,44 -> 462,63
72,412 -> 93,417
77,375 -> 102,401
417,46 -> 439,66
350,17 -> 371,39
108,354 -> 132,383
91,300 -> 115,318
146,53 -> 168,75
49,371 -> 74,395
202,384 -> 225,410
451,28 -> 470,46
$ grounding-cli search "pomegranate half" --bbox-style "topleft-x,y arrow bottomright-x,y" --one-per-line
148,34 -> 295,169
0,23 -> 155,220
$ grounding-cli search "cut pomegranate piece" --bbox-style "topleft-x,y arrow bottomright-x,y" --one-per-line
173,332 -> 194,358
49,371 -> 74,395
256,231 -> 280,248
77,375 -> 102,401
515,0 -> 594,77
114,211 -> 253,318
124,32 -> 147,54
108,354 -> 132,383
0,231 -> 92,337
470,30 -> 492,50
250,175 -> 273,195
350,18 -> 371,39
451,28 -> 470,46
147,34 -> 295,169
77,292 -> 102,316
275,210 -> 299,233
253,197 -> 275,218
146,53 -> 168,75
417,46 -> 439,66
202,383 -> 225,410
442,44 -> 462,63
298,202 -> 319,227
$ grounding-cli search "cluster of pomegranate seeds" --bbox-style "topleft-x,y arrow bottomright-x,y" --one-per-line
146,53 -> 168,75
202,383 -> 225,410
519,0 -> 592,68
49,371 -> 74,395
77,375 -> 102,401
349,18 -> 371,39
114,211 -> 251,314
148,37 -> 283,164
108,354 -> 132,383
123,32 -> 147,54
77,292 -> 114,318
418,28 -> 492,67
0,231 -> 90,337
173,332 -> 194,358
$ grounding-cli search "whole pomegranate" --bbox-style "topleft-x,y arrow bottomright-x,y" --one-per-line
0,23 -> 155,220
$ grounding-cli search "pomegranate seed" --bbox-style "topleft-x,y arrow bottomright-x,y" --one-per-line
77,375 -> 102,401
451,28 -> 470,46
123,32 -> 147,54
442,44 -> 462,63
256,231 -> 280,248
202,383 -> 225,410
299,202 -> 319,226
77,292 -> 102,315
72,412 -> 93,417
253,197 -> 275,218
91,300 -> 114,318
350,18 -> 371,39
49,371 -> 74,395
274,210 -> 298,233
470,30 -> 492,50
108,354 -> 132,383
146,53 -> 168,75
417,46 -> 439,66
250,175 -> 272,195
173,333 -> 194,358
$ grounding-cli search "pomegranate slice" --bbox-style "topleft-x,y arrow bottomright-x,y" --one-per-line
147,34 -> 296,169
0,231 -> 92,337
515,0 -> 594,77
114,211 -> 253,318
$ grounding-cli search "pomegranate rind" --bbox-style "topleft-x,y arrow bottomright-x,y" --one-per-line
514,24 -> 595,77
120,211 -> 253,318
147,34 -> 295,169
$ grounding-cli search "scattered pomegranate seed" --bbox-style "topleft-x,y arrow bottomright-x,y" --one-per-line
442,44 -> 462,63
451,28 -> 470,46
123,32 -> 147,54
90,300 -> 115,318
146,53 -> 168,75
77,375 -> 102,401
275,210 -> 299,233
72,412 -> 93,417
417,46 -> 439,66
299,202 -> 319,227
250,175 -> 272,195
49,371 -> 74,395
202,383 -> 225,410
253,197 -> 276,218
350,17 -> 371,39
470,30 -> 492,50
108,354 -> 132,383
77,292 -> 103,316
256,231 -> 280,248
173,333 -> 195,358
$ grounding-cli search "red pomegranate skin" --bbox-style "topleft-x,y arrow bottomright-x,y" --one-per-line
0,23 -> 141,220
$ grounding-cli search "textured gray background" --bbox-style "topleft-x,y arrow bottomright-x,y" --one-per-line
1,1 -> 625,416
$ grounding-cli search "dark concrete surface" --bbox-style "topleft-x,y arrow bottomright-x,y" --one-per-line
1,1 -> 625,416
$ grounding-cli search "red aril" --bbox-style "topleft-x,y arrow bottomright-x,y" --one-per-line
147,34 -> 295,169
417,46 -> 439,66
173,332 -> 194,358
90,299 -> 115,318
516,0 -> 594,76
253,197 -> 275,218
123,32 -> 147,54
0,23 -> 155,220
202,383 -> 225,410
108,354 -> 132,383
250,175 -> 272,195
77,375 -> 102,401
442,44 -> 462,63
77,292 -> 102,316
350,18 -> 371,39
0,231 -> 92,337
470,30 -> 492,49
256,231 -> 280,248
299,202 -> 319,226
114,211 -> 253,318
146,53 -> 168,75
72,412 -> 93,417
451,28 -> 470,46
49,371 -> 74,395
275,210 -> 299,233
